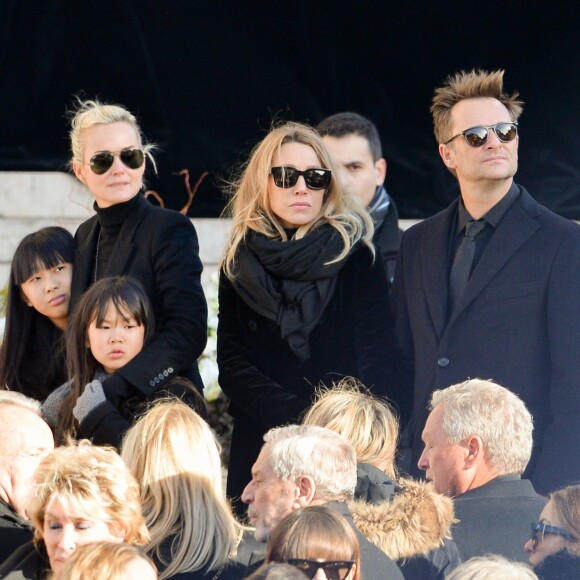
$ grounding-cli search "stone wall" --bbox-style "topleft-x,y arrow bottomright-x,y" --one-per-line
0,172 -> 230,288
0,171 -> 420,289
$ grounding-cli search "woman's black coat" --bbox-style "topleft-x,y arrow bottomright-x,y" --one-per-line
218,243 -> 397,505
70,194 -> 207,442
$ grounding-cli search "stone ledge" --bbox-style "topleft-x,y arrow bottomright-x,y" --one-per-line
0,171 -> 421,288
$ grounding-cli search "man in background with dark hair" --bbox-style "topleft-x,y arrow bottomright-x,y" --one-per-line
317,112 -> 402,284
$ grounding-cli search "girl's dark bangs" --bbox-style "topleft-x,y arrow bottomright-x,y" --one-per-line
13,231 -> 74,285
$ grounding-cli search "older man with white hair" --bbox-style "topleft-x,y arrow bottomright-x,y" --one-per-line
418,378 -> 547,562
0,391 -> 54,561
239,424 -> 403,579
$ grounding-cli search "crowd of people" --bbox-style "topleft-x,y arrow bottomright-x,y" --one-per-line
0,67 -> 579,578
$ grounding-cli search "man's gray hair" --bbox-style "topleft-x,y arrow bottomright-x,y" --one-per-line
264,425 -> 357,502
0,390 -> 42,415
430,379 -> 533,475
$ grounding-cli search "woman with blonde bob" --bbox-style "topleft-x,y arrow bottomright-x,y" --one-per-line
303,377 -> 462,579
0,440 -> 148,579
303,377 -> 399,502
121,399 -> 245,579
266,505 -> 360,580
58,542 -> 157,580
218,122 -> 396,512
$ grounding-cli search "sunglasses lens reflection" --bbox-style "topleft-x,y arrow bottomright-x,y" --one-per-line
304,169 -> 332,189
90,152 -> 115,175
464,123 -> 518,147
495,123 -> 518,142
464,127 -> 489,147
271,167 -> 331,190
89,149 -> 145,174
120,148 -> 145,169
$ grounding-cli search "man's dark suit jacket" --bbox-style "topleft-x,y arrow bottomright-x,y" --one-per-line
451,475 -> 546,563
391,185 -> 580,493
71,193 -> 207,398
0,500 -> 33,565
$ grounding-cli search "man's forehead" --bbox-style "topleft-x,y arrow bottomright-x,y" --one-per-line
423,404 -> 445,438
450,97 -> 512,130
252,444 -> 275,475
322,134 -> 373,162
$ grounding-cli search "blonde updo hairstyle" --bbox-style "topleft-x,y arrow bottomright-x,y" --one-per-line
30,440 -> 148,547
222,122 -> 374,279
69,98 -> 157,172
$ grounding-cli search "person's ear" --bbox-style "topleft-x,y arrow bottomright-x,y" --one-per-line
375,157 -> 387,186
465,435 -> 484,467
109,522 -> 128,542
439,143 -> 457,170
293,475 -> 316,507
73,160 -> 86,184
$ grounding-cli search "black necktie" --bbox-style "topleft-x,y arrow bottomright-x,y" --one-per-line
449,220 -> 486,312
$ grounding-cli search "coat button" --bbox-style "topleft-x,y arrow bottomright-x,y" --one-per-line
163,370 -> 169,377
149,380 -> 155,387
437,357 -> 450,367
249,320 -> 258,331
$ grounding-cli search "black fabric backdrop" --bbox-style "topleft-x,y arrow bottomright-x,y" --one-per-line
1,1 -> 578,218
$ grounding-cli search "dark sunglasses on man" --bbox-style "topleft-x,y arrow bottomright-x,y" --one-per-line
89,148 -> 145,175
271,166 -> 332,190
530,521 -> 577,548
286,558 -> 355,580
444,122 -> 518,148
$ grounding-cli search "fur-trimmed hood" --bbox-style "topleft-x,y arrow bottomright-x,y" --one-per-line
349,477 -> 456,561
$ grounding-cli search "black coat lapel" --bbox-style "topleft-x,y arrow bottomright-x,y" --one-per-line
103,194 -> 150,276
421,202 -> 457,340
71,216 -> 99,306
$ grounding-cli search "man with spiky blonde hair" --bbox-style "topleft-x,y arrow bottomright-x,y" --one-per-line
391,69 -> 580,495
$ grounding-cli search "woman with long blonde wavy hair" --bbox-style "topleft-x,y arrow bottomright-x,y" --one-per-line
217,121 -> 397,514
121,399 -> 245,579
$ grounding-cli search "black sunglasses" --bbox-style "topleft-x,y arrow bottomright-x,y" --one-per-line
89,148 -> 145,175
444,122 -> 518,147
286,559 -> 355,580
530,522 -> 577,547
271,166 -> 332,190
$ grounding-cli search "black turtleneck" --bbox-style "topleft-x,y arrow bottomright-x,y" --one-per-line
93,194 -> 140,281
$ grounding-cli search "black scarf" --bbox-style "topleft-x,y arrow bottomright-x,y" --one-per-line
534,549 -> 580,579
231,226 -> 351,361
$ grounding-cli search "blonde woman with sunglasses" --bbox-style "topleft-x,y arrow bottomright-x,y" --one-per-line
218,122 -> 397,514
65,99 -> 207,447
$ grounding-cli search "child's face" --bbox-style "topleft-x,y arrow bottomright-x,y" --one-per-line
87,303 -> 145,374
20,262 -> 73,330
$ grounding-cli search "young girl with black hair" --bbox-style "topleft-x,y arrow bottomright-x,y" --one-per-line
42,276 -> 201,447
0,227 -> 74,400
